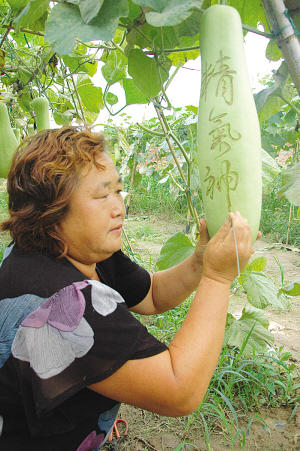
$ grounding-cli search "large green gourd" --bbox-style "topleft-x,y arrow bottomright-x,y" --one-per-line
0,102 -> 18,179
32,97 -> 50,132
197,5 -> 262,243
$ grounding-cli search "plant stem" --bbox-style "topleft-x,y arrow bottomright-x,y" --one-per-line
0,27 -> 10,49
155,105 -> 200,231
64,70 -> 80,119
278,92 -> 300,116
122,226 -> 135,254
71,74 -> 86,122
286,203 -> 293,245
0,24 -> 44,37
165,61 -> 183,91
137,122 -> 165,137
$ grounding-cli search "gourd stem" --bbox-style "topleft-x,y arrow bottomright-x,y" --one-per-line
0,27 -> 10,49
71,74 -> 86,122
137,122 -> 165,137
278,92 -> 300,116
0,24 -> 44,37
122,226 -> 135,254
165,62 -> 184,91
161,114 -> 190,164
155,55 -> 172,110
155,105 -> 200,231
64,72 -> 80,120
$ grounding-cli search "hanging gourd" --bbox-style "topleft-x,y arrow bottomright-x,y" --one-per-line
197,5 -> 262,243
32,97 -> 50,132
0,102 -> 18,179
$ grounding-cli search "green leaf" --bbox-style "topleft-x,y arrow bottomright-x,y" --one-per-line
241,271 -> 287,310
156,231 -> 194,270
106,92 -> 118,106
244,256 -> 268,273
134,9 -> 201,51
278,161 -> 300,207
66,0 -> 104,24
254,61 -> 292,122
101,61 -> 127,85
17,67 -> 33,85
76,74 -> 104,114
6,0 -> 28,12
224,306 -> 275,356
14,0 -> 49,33
141,0 -> 203,27
261,148 -> 281,187
123,78 -> 148,105
278,278 -> 300,297
228,0 -> 268,30
128,49 -> 171,97
63,53 -> 98,77
45,0 -> 128,55
266,39 -> 282,62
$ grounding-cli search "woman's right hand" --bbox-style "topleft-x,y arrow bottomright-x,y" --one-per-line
202,211 -> 253,286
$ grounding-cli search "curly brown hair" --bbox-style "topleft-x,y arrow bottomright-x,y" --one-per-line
1,126 -> 107,257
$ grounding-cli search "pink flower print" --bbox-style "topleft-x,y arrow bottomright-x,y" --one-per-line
76,430 -> 105,451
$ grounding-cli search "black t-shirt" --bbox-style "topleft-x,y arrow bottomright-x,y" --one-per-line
0,244 -> 167,450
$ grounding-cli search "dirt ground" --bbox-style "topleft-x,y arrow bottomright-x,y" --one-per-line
108,219 -> 300,451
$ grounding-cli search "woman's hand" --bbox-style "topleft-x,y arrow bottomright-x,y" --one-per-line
202,211 -> 253,286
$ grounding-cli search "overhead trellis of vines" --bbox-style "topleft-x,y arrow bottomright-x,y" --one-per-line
0,0 -> 300,228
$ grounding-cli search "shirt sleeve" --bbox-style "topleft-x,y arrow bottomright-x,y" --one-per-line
10,279 -> 167,435
97,250 -> 152,308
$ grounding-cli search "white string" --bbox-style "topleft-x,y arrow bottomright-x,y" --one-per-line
232,224 -> 240,277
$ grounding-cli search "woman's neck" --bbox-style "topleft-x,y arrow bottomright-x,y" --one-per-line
64,255 -> 100,281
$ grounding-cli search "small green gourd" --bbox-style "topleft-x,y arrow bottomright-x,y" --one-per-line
32,97 -> 50,132
0,102 -> 18,179
113,142 -> 121,162
139,165 -> 147,175
197,5 -> 262,243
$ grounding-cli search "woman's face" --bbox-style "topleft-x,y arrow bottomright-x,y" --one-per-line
58,152 -> 125,265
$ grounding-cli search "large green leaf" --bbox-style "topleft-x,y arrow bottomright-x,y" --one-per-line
66,0 -> 104,24
135,0 -> 203,27
278,278 -> 300,297
128,49 -> 171,97
76,74 -> 104,114
278,161 -> 300,206
45,0 -> 128,55
123,78 -> 149,105
261,148 -> 281,186
134,9 -> 202,51
156,231 -> 194,270
224,306 -> 275,356
14,0 -> 49,32
240,270 -> 287,310
101,50 -> 128,86
227,0 -> 268,30
6,0 -> 28,12
240,256 -> 268,275
254,61 -> 293,122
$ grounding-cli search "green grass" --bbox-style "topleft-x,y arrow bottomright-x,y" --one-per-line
126,173 -> 300,247
260,176 -> 300,246
135,296 -> 300,450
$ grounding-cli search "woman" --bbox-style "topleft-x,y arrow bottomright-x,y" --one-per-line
0,126 -> 254,451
